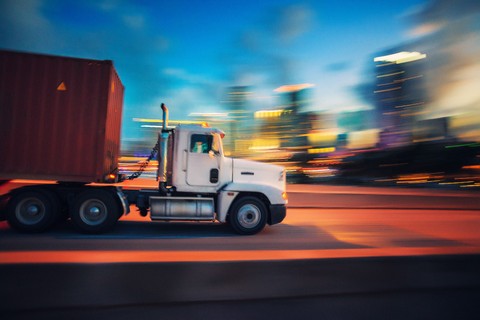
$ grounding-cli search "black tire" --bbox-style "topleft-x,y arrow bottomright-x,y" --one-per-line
70,189 -> 119,234
228,196 -> 267,235
6,189 -> 59,232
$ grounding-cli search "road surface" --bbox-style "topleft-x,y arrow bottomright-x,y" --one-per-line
1,182 -> 479,263
1,182 -> 480,319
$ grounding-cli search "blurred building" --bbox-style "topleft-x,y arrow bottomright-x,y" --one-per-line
219,86 -> 256,156
337,110 -> 378,149
373,50 -> 428,148
410,0 -> 480,142
368,0 -> 480,147
273,84 -> 314,149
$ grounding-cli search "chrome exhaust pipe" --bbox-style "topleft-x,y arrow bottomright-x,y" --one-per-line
161,103 -> 169,130
158,103 -> 170,194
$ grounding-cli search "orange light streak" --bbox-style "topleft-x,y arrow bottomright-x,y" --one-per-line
1,247 -> 480,264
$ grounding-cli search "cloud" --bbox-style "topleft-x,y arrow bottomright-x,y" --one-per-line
405,0 -> 480,38
276,4 -> 314,43
122,14 -> 145,29
222,3 -> 317,93
97,0 -> 120,12
160,68 -> 226,118
0,0 -> 55,51
0,0 -> 47,29
269,6 -> 315,48
324,61 -> 351,73
153,36 -> 169,51
163,68 -> 209,85
233,71 -> 269,87
407,22 -> 443,38
150,86 -> 220,120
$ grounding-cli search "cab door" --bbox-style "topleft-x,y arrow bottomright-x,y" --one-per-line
186,133 -> 220,187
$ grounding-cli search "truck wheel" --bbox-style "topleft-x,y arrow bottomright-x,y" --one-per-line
228,196 -> 267,235
71,189 -> 119,233
6,190 -> 59,232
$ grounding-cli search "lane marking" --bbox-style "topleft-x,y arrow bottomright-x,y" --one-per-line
1,247 -> 480,264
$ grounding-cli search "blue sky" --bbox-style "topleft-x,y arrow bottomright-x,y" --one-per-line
0,0 -> 428,139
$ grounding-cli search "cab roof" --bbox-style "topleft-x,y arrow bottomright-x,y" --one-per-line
176,124 -> 225,137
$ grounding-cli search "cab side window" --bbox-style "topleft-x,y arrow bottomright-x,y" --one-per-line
190,134 -> 212,153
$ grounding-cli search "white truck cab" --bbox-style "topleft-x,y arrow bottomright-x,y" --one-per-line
132,104 -> 287,235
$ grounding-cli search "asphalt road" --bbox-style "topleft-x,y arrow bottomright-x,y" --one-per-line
1,183 -> 479,262
1,183 -> 480,319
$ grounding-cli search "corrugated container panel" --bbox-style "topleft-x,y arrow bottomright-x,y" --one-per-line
0,50 -> 124,183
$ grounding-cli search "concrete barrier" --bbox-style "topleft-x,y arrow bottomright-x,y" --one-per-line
287,192 -> 480,209
1,254 -> 480,314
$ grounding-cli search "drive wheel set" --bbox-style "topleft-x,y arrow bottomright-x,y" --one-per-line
6,188 -> 120,234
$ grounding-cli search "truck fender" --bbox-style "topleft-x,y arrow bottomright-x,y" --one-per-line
217,182 -> 285,223
222,182 -> 285,204
115,187 -> 130,216
217,190 -> 239,222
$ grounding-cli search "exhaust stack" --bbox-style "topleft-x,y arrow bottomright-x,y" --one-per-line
161,103 -> 168,130
158,103 -> 170,194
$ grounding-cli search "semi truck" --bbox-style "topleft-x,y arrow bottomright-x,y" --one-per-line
0,50 -> 287,235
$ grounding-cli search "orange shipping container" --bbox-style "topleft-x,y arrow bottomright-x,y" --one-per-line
0,50 -> 124,183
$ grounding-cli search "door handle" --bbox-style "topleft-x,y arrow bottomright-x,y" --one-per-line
183,150 -> 187,171
210,168 -> 219,183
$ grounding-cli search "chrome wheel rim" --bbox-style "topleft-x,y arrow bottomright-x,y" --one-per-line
79,199 -> 108,226
237,204 -> 261,229
16,197 -> 45,225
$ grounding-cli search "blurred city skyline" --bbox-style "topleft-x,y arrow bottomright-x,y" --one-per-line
1,0 -> 479,145
2,0 -> 479,188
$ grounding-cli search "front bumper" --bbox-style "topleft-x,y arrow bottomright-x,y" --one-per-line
268,204 -> 286,225
0,194 -> 9,221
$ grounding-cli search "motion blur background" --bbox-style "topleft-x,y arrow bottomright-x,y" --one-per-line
1,0 -> 479,188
